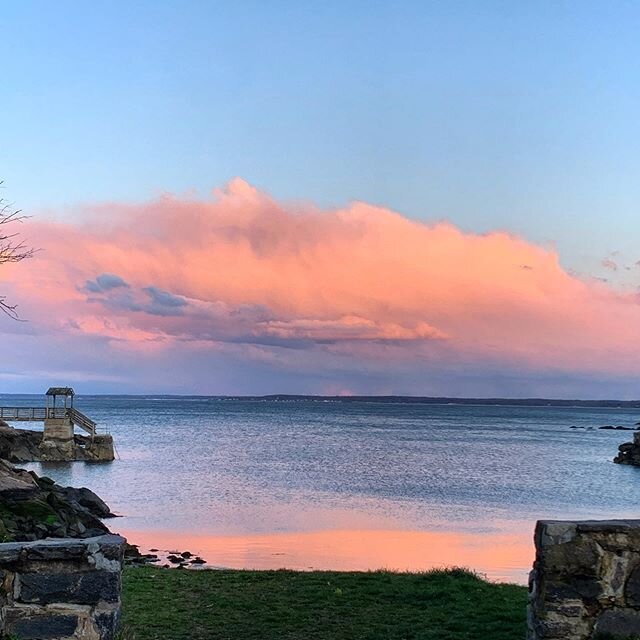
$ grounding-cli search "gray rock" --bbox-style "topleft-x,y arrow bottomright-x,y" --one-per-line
56,485 -> 115,518
5,613 -> 79,639
17,570 -> 121,605
625,564 -> 640,607
594,608 -> 640,636
0,461 -> 114,542
94,609 -> 120,637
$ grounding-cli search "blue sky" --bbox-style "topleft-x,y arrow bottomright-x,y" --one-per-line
2,1 -> 639,282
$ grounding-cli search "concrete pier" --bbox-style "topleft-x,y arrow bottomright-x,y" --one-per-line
44,415 -> 75,441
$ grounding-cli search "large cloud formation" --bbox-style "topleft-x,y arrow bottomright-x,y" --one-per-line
2,179 -> 639,396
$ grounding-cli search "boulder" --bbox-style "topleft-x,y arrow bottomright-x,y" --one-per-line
613,431 -> 640,465
0,460 -> 113,542
54,486 -> 115,518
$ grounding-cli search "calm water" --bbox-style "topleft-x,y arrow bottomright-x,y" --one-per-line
4,395 -> 640,583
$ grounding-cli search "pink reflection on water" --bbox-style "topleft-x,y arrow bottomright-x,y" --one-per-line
119,527 -> 533,584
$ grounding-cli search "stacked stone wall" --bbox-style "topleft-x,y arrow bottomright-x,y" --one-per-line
528,520 -> 640,639
0,534 -> 124,639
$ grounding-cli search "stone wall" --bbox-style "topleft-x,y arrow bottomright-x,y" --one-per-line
0,534 -> 125,640
528,519 -> 640,639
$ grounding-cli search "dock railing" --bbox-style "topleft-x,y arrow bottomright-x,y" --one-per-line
0,406 -> 99,437
0,407 -> 68,421
67,408 -> 97,436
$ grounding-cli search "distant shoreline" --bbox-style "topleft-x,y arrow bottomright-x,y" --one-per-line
259,395 -> 640,408
3,393 -> 640,408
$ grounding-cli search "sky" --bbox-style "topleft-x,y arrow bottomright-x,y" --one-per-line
1,1 -> 640,397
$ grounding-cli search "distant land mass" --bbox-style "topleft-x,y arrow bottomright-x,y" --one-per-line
255,395 -> 640,408
4,394 -> 640,408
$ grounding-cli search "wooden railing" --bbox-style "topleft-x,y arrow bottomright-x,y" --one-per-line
0,406 -> 97,436
0,407 -> 68,421
68,408 -> 96,435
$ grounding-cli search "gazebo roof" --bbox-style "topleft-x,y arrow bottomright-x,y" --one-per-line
45,387 -> 75,397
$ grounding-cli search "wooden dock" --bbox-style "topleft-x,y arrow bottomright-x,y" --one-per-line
0,407 -> 97,436
0,387 -> 113,462
0,387 -> 97,437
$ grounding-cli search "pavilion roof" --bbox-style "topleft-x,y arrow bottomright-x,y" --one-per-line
45,387 -> 75,396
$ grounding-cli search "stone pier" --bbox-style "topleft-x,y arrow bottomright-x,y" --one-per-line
0,386 -> 114,462
528,519 -> 640,639
42,415 -> 75,459
0,534 -> 125,639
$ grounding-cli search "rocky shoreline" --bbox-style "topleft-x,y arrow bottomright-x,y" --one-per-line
0,451 -> 207,569
0,421 -> 114,462
0,458 -> 114,542
614,430 -> 640,466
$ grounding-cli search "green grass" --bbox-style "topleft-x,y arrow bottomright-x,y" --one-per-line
121,567 -> 527,640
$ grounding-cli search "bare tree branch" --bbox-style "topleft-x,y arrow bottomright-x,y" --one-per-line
0,182 -> 34,318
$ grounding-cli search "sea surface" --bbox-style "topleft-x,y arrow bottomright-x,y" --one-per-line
3,395 -> 640,584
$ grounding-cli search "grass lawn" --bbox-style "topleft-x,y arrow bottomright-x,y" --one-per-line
121,567 -> 527,640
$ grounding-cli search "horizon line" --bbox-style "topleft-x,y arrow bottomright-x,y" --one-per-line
1,393 -> 640,407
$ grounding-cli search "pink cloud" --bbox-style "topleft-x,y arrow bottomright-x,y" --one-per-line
256,316 -> 446,342
3,178 -> 640,393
